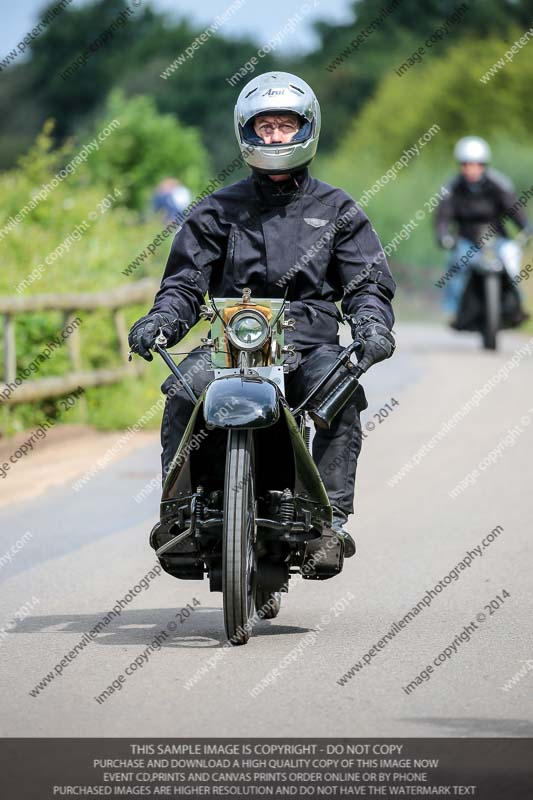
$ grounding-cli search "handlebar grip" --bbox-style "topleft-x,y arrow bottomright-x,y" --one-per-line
309,370 -> 361,429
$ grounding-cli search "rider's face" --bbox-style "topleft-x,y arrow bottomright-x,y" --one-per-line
461,162 -> 486,183
253,114 -> 301,145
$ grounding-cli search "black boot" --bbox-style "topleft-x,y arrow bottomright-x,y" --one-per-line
331,507 -> 356,558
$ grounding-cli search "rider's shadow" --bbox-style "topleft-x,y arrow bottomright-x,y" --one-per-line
9,608 -> 312,648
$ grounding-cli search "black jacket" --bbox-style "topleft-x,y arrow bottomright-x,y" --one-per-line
435,168 -> 528,245
150,168 -> 396,350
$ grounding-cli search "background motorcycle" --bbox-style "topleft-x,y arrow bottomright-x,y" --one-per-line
147,289 -> 363,645
454,227 -> 527,350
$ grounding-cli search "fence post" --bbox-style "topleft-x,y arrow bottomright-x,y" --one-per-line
113,309 -> 130,365
62,311 -> 82,371
62,310 -> 88,421
3,314 -> 16,386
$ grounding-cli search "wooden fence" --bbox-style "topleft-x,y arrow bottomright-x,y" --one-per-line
0,279 -> 158,405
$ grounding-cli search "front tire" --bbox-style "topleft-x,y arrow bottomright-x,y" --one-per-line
483,273 -> 500,350
223,429 -> 256,645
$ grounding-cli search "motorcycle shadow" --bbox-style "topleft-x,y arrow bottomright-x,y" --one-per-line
11,608 -> 313,649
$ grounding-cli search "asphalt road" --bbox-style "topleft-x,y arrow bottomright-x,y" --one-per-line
1,322 -> 532,737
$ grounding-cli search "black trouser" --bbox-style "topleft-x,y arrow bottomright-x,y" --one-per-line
160,344 -> 365,517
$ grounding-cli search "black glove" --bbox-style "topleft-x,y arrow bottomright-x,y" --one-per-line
349,314 -> 395,373
437,234 -> 456,251
128,312 -> 180,362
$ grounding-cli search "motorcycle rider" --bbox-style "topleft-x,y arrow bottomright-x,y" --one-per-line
128,71 -> 396,558
435,136 -> 531,321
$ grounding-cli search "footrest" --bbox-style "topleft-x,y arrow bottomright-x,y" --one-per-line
150,521 -> 204,580
301,530 -> 344,580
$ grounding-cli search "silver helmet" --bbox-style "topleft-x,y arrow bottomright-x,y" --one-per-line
454,136 -> 491,164
234,71 -> 321,174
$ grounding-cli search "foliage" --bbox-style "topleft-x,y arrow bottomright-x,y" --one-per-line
2,1 -> 533,438
81,90 -> 210,209
317,33 -> 533,276
293,0 -> 533,153
0,120 -> 205,436
2,0 -> 533,171
0,0 -> 278,174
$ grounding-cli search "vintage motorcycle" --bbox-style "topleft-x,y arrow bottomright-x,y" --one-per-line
147,288 -> 364,645
454,228 -> 528,350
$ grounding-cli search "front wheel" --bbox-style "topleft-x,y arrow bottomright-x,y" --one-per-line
483,273 -> 500,350
223,429 -> 257,645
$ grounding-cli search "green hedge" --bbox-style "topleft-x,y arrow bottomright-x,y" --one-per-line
0,95 -> 210,436
316,31 -> 533,281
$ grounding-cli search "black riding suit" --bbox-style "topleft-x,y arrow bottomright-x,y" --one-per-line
150,167 -> 396,517
435,168 -> 528,243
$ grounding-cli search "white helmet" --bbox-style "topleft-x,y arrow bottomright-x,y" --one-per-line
454,136 -> 491,164
234,71 -> 321,174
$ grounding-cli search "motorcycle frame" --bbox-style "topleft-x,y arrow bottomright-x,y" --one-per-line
150,295 -> 362,584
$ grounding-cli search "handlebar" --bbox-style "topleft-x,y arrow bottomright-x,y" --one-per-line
290,338 -> 365,418
131,329 -> 365,415
152,331 -> 199,405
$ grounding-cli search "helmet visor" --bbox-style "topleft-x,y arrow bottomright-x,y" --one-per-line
241,112 -> 312,146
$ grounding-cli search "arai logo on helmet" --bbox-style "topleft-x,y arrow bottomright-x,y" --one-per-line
262,88 -> 286,96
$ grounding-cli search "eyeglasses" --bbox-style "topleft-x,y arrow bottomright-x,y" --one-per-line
256,123 -> 299,136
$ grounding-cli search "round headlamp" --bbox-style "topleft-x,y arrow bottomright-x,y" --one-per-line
226,310 -> 270,351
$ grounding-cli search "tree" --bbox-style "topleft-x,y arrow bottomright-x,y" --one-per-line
0,0 -> 278,174
81,90 -> 210,209
317,31 -> 533,272
291,0 -> 533,153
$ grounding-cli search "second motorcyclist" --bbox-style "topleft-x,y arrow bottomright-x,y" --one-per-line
435,136 -> 531,323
